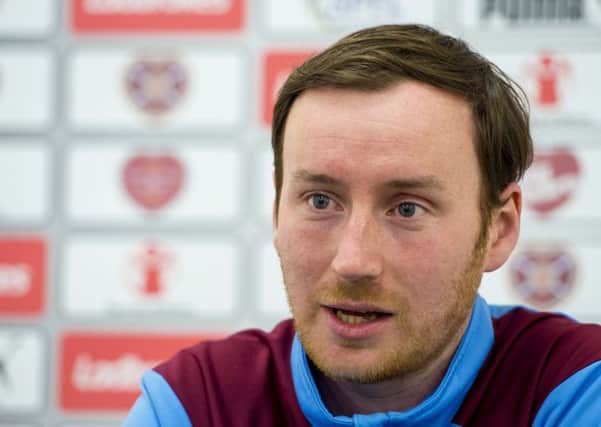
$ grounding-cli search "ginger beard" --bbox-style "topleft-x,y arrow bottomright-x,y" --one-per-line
279,222 -> 489,384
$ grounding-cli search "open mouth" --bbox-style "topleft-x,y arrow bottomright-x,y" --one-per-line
329,307 -> 392,325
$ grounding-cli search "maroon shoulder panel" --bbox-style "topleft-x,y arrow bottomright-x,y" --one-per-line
154,319 -> 310,427
453,309 -> 601,426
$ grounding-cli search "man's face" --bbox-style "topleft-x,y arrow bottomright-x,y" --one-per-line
274,81 -> 489,383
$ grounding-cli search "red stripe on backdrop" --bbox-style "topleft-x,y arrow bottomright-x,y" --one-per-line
0,237 -> 46,316
262,51 -> 316,126
59,332 -> 223,412
70,0 -> 245,33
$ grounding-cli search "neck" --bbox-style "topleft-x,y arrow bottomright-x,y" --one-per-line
313,316 -> 471,415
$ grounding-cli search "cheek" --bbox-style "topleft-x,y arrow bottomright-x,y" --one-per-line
395,236 -> 473,298
275,221 -> 335,284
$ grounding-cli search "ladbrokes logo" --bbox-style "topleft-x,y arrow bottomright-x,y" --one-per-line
71,353 -> 160,392
262,51 -> 315,126
71,0 -> 244,32
122,153 -> 185,211
0,238 -> 46,316
60,333 -> 211,411
0,263 -> 31,297
511,248 -> 576,308
522,147 -> 580,216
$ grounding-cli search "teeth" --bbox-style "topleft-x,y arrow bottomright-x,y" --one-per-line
335,310 -> 378,324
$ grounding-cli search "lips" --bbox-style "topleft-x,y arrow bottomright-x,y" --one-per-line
335,310 -> 379,324
322,303 -> 394,340
324,303 -> 393,326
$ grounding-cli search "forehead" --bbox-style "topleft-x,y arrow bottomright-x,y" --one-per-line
282,81 -> 479,189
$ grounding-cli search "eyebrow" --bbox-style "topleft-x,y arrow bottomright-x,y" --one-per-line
292,169 -> 341,185
291,169 -> 444,191
383,176 -> 444,191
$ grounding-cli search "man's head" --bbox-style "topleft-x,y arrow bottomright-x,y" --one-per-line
271,25 -> 532,384
272,24 -> 532,224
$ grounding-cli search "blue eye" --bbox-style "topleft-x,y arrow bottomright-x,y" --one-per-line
311,194 -> 330,209
397,202 -> 417,217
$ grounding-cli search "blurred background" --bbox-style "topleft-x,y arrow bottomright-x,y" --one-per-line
0,0 -> 600,425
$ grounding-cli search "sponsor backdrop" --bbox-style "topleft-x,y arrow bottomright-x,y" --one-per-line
0,0 -> 600,425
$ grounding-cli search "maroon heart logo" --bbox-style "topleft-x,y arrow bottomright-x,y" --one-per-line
523,147 -> 580,216
123,154 -> 184,211
125,59 -> 187,115
510,249 -> 576,308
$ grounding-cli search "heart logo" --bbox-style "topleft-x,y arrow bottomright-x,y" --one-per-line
511,249 -> 576,308
123,154 -> 184,211
522,147 -> 580,216
309,0 -> 401,24
125,59 -> 187,115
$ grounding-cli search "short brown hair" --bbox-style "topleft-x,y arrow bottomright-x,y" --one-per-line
271,24 -> 532,221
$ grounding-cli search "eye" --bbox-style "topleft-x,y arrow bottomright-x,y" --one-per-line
397,202 -> 418,218
310,193 -> 331,210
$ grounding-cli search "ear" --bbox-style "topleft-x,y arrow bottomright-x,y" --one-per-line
483,182 -> 522,272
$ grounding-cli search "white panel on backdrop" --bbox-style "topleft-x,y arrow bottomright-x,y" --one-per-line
588,0 -> 601,24
462,0 -> 594,27
67,49 -> 243,131
0,329 -> 44,414
480,242 -> 601,322
264,0 -> 435,33
460,0 -> 480,28
521,145 -> 601,222
0,0 -> 54,36
0,50 -> 53,130
486,51 -> 601,124
259,150 -> 275,221
258,243 -> 289,316
0,143 -> 50,223
62,236 -> 237,316
66,144 -> 240,224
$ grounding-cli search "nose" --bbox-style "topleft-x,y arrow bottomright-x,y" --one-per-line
331,211 -> 383,283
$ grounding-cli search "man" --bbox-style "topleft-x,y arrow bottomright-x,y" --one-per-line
124,24 -> 601,426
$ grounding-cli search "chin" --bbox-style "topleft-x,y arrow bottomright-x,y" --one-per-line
306,340 -> 408,383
